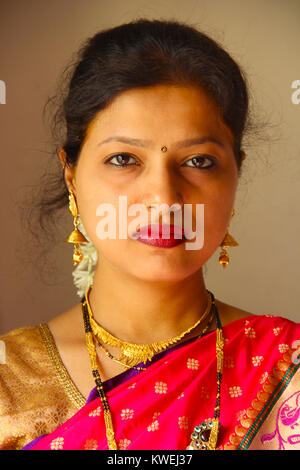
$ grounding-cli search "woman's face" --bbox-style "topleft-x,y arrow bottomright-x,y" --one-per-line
63,84 -> 242,282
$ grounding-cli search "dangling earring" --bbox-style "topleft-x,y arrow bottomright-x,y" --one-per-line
219,209 -> 239,268
64,191 -> 89,266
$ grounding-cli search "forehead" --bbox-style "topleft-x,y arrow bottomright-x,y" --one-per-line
84,84 -> 234,147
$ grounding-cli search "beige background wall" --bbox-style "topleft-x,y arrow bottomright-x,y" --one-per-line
0,0 -> 299,333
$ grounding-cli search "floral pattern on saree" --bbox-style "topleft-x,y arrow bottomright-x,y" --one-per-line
23,314 -> 300,450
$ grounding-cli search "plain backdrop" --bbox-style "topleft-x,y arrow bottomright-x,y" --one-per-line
0,0 -> 299,333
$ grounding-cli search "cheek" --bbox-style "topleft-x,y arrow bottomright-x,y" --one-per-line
204,211 -> 230,250
77,190 -> 133,252
202,178 -> 238,245
75,167 -> 117,238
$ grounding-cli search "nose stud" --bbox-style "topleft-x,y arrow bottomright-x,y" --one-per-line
161,146 -> 167,152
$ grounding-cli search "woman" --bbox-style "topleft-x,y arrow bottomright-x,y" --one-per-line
0,18 -> 299,451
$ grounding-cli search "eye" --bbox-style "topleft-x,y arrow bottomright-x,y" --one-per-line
104,153 -> 216,170
184,155 -> 216,170
105,153 -> 138,167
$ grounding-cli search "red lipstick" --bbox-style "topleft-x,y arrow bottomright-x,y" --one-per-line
135,224 -> 186,248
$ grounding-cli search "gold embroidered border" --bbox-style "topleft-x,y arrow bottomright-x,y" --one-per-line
223,344 -> 297,450
38,323 -> 86,410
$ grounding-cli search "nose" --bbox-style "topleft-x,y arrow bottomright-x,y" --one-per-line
140,164 -> 184,219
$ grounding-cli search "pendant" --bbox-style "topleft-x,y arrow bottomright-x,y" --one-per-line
118,348 -> 154,367
186,420 -> 218,450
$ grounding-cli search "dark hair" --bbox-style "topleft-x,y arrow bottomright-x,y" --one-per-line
61,20 -> 249,167
19,18 -> 256,280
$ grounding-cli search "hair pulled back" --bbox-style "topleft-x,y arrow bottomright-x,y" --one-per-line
61,19 -> 249,170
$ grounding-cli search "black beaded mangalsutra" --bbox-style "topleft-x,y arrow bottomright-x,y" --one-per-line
81,289 -> 223,450
186,296 -> 224,450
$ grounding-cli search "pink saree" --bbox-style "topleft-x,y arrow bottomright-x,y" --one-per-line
23,314 -> 300,450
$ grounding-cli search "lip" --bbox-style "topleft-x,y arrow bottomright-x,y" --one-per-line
136,224 -> 185,237
134,224 -> 186,248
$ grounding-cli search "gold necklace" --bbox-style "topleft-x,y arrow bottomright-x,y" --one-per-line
96,310 -> 215,371
84,285 -> 213,367
81,288 -> 223,450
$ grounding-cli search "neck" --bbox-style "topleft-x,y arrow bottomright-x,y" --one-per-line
88,260 -> 210,344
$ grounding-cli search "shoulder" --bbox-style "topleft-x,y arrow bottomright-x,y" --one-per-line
215,298 -> 300,356
215,299 -> 256,326
0,324 -> 43,352
0,323 -> 61,377
221,310 -> 300,371
216,298 -> 299,335
0,324 -> 52,416
0,324 -> 80,450
245,313 -> 300,355
241,312 -> 300,339
0,324 -> 44,375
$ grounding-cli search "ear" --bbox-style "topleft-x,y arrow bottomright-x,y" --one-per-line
59,148 -> 77,194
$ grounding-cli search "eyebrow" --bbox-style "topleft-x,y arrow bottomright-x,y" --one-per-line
97,135 -> 225,150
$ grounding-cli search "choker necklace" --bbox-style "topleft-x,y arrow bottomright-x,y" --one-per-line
96,309 -> 215,371
81,287 -> 223,450
84,285 -> 213,367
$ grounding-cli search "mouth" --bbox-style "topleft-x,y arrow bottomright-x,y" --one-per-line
287,434 -> 300,445
135,224 -> 185,239
133,224 -> 186,248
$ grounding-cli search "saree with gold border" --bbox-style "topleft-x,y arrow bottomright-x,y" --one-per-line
7,314 -> 299,450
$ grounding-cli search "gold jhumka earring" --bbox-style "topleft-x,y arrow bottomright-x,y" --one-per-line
218,209 -> 239,268
64,191 -> 89,266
